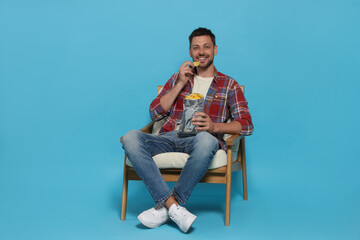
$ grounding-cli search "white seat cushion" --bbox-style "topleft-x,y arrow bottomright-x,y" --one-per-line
126,149 -> 228,170
127,119 -> 236,170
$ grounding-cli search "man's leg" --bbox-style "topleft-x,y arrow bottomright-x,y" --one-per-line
173,131 -> 219,204
122,130 -> 181,229
163,131 -> 218,233
122,130 -> 176,204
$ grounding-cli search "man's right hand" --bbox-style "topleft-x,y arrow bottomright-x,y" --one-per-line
159,61 -> 195,112
178,61 -> 195,85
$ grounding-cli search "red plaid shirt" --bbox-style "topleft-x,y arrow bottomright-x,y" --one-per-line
149,68 -> 254,150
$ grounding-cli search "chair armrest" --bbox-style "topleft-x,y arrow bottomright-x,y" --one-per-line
225,134 -> 243,147
120,121 -> 154,143
139,121 -> 154,133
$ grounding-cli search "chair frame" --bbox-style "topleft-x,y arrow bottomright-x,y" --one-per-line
120,86 -> 248,226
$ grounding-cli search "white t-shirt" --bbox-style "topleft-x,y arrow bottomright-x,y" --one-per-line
192,74 -> 214,98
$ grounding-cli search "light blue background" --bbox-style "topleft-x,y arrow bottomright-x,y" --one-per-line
1,0 -> 359,239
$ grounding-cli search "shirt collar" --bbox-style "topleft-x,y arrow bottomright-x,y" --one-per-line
191,66 -> 218,85
213,67 -> 218,82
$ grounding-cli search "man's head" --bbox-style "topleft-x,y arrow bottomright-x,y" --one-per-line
189,27 -> 216,47
189,27 -> 218,69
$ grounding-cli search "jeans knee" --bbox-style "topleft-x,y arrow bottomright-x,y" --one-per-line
122,130 -> 142,148
195,131 -> 219,150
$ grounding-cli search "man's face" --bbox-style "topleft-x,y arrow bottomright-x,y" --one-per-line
189,35 -> 218,69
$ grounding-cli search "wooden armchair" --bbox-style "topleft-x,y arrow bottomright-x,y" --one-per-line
120,86 -> 248,226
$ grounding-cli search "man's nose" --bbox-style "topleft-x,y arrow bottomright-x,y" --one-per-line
199,47 -> 205,54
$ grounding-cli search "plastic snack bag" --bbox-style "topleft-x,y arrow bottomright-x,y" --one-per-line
178,93 -> 204,138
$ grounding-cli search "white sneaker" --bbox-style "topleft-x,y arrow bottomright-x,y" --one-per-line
137,204 -> 170,228
168,204 -> 197,233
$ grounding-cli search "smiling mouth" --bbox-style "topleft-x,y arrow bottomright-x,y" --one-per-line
198,57 -> 207,62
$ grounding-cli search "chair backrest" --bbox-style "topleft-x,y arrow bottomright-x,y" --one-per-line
151,86 -> 165,134
157,86 -> 163,95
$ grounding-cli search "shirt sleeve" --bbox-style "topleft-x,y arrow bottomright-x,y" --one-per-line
227,80 -> 254,135
149,73 -> 178,121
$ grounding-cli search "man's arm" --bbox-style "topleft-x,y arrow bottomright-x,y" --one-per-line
149,76 -> 175,122
149,61 -> 195,121
159,61 -> 194,111
227,81 -> 254,135
192,79 -> 254,135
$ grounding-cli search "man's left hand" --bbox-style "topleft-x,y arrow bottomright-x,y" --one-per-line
192,112 -> 217,133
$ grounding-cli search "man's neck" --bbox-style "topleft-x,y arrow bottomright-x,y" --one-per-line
196,64 -> 215,78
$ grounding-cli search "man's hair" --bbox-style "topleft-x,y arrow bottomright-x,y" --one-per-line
189,27 -> 216,47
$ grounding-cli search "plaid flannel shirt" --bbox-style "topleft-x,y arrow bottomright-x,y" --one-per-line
149,68 -> 254,150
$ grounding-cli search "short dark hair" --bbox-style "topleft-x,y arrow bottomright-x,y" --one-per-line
189,27 -> 216,47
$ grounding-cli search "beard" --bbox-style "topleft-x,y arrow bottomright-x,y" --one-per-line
198,58 -> 214,69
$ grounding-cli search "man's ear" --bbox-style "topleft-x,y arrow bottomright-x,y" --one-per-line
214,45 -> 218,56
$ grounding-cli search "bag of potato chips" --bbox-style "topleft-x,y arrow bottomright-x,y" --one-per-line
178,93 -> 204,138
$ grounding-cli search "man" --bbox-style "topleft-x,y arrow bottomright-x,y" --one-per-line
122,27 -> 254,233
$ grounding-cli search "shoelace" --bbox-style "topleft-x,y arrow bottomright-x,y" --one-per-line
151,207 -> 167,216
151,208 -> 157,216
171,206 -> 186,217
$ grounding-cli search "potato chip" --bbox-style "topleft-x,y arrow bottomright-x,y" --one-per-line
185,93 -> 203,100
193,61 -> 200,67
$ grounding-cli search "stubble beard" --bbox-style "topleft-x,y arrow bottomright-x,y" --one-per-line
200,58 -> 214,70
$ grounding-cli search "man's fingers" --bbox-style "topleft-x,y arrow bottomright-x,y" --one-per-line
181,61 -> 194,68
183,68 -> 193,75
192,120 -> 207,127
194,112 -> 208,117
192,121 -> 205,126
182,67 -> 194,74
195,126 -> 208,130
186,61 -> 195,68
192,118 -> 205,123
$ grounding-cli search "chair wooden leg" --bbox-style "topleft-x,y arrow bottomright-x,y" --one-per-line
242,161 -> 248,201
225,149 -> 232,226
241,138 -> 248,200
121,156 -> 128,220
225,178 -> 231,226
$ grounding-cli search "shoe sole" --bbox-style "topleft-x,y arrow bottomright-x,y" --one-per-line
137,215 -> 170,229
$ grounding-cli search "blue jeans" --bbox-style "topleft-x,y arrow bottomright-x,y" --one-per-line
121,130 -> 219,205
